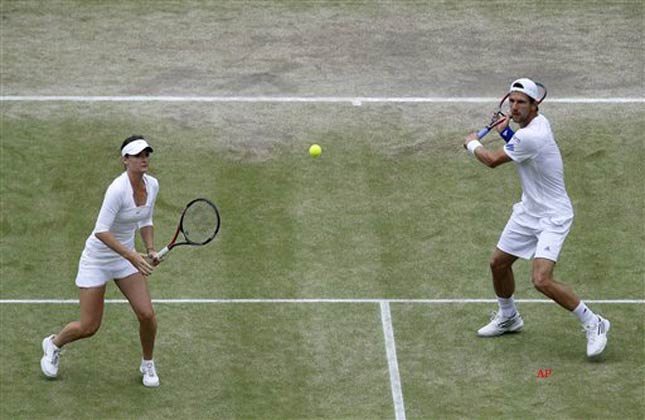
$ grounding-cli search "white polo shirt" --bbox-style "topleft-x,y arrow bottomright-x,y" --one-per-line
503,114 -> 573,223
82,172 -> 159,260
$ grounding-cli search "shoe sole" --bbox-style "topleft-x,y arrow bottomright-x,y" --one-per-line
40,338 -> 57,378
477,320 -> 524,337
40,357 -> 56,378
143,380 -> 160,388
588,319 -> 611,358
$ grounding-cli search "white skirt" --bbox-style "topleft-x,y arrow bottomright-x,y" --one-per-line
75,250 -> 139,288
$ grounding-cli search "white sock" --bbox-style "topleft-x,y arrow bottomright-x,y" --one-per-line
572,301 -> 596,325
497,295 -> 517,318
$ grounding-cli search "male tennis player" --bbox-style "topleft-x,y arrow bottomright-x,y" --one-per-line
463,78 -> 610,358
40,135 -> 163,386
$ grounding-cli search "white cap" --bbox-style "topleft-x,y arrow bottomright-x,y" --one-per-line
121,139 -> 153,157
509,78 -> 540,101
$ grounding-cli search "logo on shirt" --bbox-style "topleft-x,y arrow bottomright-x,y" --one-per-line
505,143 -> 515,152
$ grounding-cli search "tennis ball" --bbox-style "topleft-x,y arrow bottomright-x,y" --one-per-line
309,144 -> 322,158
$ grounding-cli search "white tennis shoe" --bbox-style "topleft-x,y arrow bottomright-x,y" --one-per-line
139,359 -> 160,388
584,316 -> 610,357
40,335 -> 61,378
477,311 -> 524,337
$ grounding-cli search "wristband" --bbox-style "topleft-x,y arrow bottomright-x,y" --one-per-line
499,127 -> 515,143
466,140 -> 483,155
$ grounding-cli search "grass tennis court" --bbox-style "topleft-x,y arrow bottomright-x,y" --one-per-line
1,1 -> 643,419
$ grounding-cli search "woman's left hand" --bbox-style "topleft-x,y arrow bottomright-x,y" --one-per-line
147,250 -> 162,266
141,250 -> 163,266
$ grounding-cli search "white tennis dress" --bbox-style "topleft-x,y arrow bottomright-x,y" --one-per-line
497,114 -> 574,261
75,172 -> 159,287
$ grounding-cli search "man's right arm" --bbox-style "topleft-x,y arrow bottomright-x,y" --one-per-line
464,132 -> 513,168
474,146 -> 513,168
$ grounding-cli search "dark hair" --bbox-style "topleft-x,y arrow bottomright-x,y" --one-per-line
121,135 -> 145,152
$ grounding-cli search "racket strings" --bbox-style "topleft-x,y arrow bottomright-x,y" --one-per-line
486,94 -> 511,129
181,201 -> 219,244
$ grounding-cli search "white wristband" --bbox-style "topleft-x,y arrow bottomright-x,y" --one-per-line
466,140 -> 483,155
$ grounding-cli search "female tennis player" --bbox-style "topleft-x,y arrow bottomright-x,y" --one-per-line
40,135 -> 162,387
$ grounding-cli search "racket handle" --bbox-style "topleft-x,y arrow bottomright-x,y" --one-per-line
476,127 -> 491,139
157,246 -> 170,259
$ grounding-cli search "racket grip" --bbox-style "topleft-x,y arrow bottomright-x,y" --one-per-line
157,246 -> 170,259
476,127 -> 491,139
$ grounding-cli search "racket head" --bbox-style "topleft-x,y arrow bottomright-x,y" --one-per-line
497,92 -> 512,118
178,198 -> 221,246
484,93 -> 511,130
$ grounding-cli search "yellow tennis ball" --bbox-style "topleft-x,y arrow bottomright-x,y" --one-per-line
309,144 -> 322,157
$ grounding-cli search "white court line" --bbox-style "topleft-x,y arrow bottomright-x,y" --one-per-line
380,301 -> 406,420
0,298 -> 643,304
1,95 -> 643,104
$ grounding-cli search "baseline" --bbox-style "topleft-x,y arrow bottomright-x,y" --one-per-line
1,95 -> 643,104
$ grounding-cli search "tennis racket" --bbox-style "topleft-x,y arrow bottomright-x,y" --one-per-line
476,82 -> 547,139
157,198 -> 221,259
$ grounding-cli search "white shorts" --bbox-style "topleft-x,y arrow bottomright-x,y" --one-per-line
75,251 -> 139,288
497,205 -> 573,262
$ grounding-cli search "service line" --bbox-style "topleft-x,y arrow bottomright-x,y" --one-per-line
1,95 -> 644,104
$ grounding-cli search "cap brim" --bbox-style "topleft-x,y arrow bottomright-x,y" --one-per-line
122,139 -> 153,156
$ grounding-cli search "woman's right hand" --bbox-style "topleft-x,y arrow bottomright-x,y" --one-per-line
129,251 -> 154,276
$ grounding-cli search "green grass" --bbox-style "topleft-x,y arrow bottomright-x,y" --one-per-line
3,302 -> 641,419
396,303 -> 645,419
1,103 -> 643,418
1,103 -> 643,300
2,303 -> 394,419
